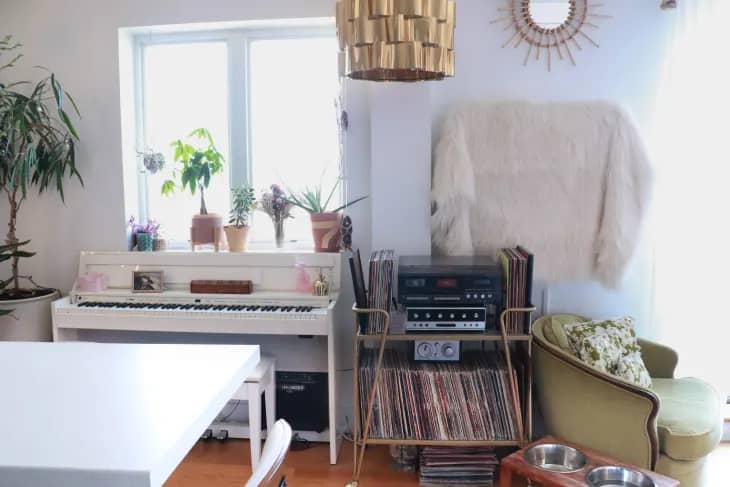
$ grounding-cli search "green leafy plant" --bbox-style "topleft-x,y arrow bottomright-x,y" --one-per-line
228,186 -> 256,228
161,128 -> 224,215
0,240 -> 34,314
0,35 -> 82,298
286,179 -> 366,214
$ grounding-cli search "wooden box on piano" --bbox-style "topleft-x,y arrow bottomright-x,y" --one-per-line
190,279 -> 253,294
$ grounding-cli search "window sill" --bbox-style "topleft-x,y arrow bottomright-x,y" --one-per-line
158,239 -> 315,253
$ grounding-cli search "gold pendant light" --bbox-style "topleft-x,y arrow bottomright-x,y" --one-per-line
336,0 -> 456,82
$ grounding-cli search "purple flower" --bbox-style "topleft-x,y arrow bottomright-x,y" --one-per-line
128,217 -> 161,246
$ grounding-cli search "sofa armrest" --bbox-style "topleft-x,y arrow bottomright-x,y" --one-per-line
638,338 -> 678,379
534,339 -> 660,469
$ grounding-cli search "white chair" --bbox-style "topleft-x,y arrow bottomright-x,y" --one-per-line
244,419 -> 292,487
231,355 -> 276,468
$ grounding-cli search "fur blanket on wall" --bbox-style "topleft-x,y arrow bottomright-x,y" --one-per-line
431,101 -> 653,288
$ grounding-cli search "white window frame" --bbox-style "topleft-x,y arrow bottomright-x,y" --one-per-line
132,24 -> 337,247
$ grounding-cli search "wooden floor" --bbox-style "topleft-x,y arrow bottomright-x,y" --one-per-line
165,440 -> 419,487
165,439 -> 730,487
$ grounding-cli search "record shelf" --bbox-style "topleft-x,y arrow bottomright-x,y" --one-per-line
348,305 -> 537,486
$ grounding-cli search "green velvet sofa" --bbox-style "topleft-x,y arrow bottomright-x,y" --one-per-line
533,314 -> 723,487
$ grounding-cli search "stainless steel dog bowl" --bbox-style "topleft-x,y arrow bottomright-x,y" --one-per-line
586,466 -> 656,487
523,443 -> 587,473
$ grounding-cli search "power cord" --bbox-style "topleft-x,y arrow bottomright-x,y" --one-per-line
215,400 -> 241,422
290,433 -> 313,451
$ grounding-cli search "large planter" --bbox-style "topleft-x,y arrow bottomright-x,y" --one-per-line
310,212 -> 343,253
0,289 -> 60,342
224,225 -> 250,252
191,213 -> 223,251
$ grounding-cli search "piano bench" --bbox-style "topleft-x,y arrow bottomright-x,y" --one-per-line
230,355 -> 276,469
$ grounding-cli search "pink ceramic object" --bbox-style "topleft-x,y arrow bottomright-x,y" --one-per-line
191,213 -> 223,251
78,273 -> 110,292
295,263 -> 312,293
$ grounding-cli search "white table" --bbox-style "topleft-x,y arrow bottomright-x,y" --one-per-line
0,342 -> 259,487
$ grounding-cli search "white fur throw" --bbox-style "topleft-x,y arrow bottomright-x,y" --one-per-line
431,102 -> 653,288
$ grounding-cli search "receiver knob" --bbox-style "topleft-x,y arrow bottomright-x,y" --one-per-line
442,345 -> 455,357
417,342 -> 434,358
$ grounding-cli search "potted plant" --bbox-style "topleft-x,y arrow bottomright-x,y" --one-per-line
0,36 -> 82,340
287,180 -> 366,252
224,186 -> 255,252
127,217 -> 160,251
162,128 -> 224,250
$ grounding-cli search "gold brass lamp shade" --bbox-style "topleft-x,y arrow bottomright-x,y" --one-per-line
336,0 -> 455,81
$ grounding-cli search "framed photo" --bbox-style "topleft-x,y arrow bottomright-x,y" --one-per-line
132,271 -> 164,293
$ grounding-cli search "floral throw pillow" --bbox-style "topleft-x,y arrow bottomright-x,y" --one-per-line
616,352 -> 653,388
563,317 -> 652,388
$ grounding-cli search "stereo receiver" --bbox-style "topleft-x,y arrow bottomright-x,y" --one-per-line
405,306 -> 489,331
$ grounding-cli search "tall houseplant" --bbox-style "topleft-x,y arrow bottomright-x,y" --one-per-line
0,36 -> 82,339
224,186 -> 255,252
287,179 -> 366,252
162,128 -> 225,250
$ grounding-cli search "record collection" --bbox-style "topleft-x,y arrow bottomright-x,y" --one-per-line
498,246 -> 534,334
359,349 -> 521,441
419,447 -> 498,487
365,249 -> 395,334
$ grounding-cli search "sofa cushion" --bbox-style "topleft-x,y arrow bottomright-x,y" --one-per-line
653,377 -> 722,461
541,315 -> 586,353
563,317 -> 652,388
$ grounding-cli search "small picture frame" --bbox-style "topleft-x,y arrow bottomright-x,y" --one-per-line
132,270 -> 164,293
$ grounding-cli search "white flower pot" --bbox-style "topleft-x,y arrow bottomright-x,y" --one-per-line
0,289 -> 60,342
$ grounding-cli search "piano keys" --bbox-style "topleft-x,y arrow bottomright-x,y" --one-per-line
51,250 -> 343,464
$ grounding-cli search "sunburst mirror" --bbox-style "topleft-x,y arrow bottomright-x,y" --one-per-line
492,0 -> 610,71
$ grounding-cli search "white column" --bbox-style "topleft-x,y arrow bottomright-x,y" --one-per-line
369,83 -> 432,256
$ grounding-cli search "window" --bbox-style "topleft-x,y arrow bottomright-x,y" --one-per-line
133,26 -> 340,247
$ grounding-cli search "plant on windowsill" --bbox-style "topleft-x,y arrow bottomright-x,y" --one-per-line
161,128 -> 225,251
224,186 -> 256,252
259,184 -> 293,249
286,180 -> 366,253
127,217 -> 160,251
0,36 -> 83,340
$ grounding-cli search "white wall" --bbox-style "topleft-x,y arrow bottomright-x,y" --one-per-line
427,1 -> 674,335
0,0 -> 676,412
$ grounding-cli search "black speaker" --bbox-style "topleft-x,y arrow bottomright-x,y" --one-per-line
263,371 -> 328,433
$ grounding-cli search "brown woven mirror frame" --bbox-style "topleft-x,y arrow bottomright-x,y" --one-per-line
492,0 -> 610,71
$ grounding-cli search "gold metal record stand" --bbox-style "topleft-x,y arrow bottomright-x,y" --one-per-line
347,305 -> 537,486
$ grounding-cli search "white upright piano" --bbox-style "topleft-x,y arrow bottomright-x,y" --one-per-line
52,250 -> 343,464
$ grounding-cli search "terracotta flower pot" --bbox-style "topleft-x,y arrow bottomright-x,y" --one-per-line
310,212 -> 342,253
224,225 -> 250,252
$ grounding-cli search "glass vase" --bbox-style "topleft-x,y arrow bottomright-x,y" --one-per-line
274,219 -> 285,248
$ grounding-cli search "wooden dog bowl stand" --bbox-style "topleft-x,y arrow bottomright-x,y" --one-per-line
500,436 -> 679,487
